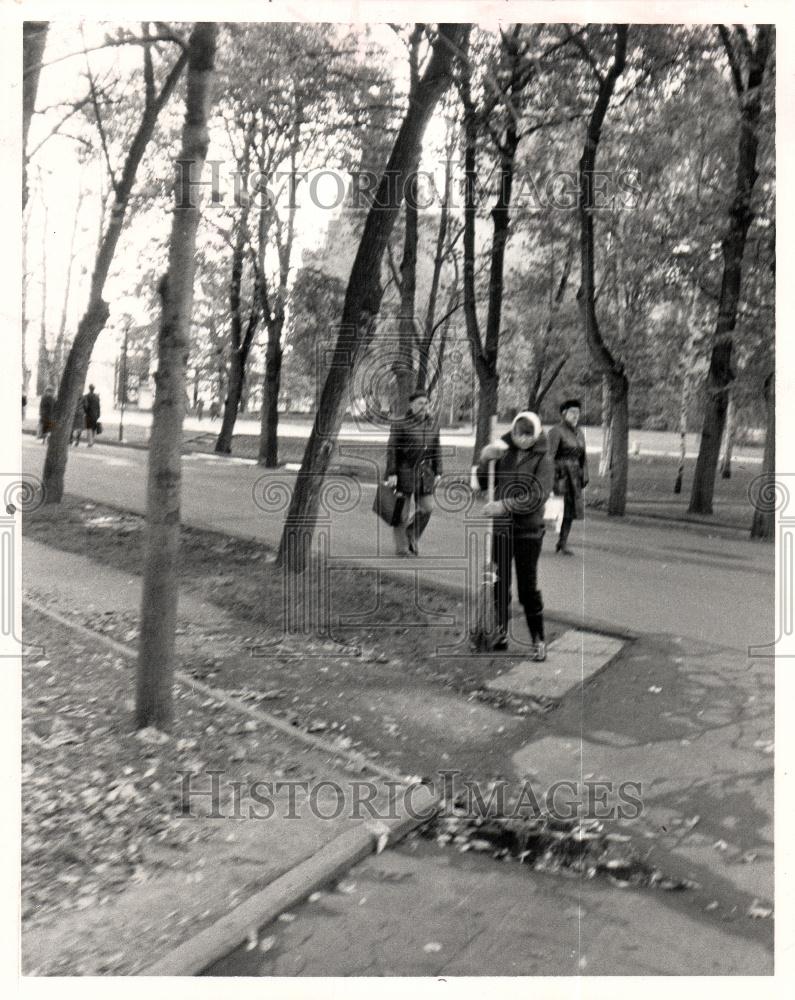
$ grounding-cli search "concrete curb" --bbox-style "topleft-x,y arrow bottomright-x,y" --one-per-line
24,598 -> 410,787
25,598 -> 441,976
145,786 -> 438,976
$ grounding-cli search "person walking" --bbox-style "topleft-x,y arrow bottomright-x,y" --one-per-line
477,411 -> 553,658
385,391 -> 442,556
37,385 -> 56,442
547,397 -> 589,555
196,398 -> 205,421
84,384 -> 101,447
70,395 -> 85,446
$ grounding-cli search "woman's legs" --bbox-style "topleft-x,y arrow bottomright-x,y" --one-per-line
557,497 -> 574,553
514,534 -> 545,649
392,493 -> 412,555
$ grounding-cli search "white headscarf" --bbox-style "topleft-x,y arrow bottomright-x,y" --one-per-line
510,410 -> 541,443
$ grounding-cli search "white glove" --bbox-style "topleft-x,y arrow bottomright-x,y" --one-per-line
480,440 -> 509,463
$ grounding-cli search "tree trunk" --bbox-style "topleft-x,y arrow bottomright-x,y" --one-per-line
575,25 -> 628,517
22,212 -> 30,395
474,373 -> 499,457
22,21 -> 48,211
674,287 -> 700,494
606,370 -> 629,516
277,23 -> 467,573
394,171 -> 419,415
36,201 -> 49,395
136,22 -> 217,731
258,318 -> 284,466
750,369 -> 774,540
53,184 -> 85,382
216,348 -> 245,453
42,43 -> 188,504
673,370 -> 688,494
689,25 -> 771,514
720,393 -> 735,478
598,375 -> 612,479
461,33 -> 520,467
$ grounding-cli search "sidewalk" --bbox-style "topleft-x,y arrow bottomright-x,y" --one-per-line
22,540 -> 432,975
22,534 -> 774,974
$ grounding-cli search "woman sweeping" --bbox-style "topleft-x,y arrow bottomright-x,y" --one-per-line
477,411 -> 553,659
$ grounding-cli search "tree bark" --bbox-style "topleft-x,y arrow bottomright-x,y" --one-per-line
136,22 -> 217,731
42,42 -> 188,504
36,199 -> 49,395
750,369 -> 774,540
53,184 -> 85,382
277,23 -> 468,572
22,21 -> 48,212
575,24 -> 629,517
689,25 -> 772,514
461,31 -> 522,464
259,318 -> 284,466
674,286 -> 700,494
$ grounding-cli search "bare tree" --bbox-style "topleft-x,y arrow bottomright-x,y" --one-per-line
136,22 -> 218,731
42,30 -> 188,504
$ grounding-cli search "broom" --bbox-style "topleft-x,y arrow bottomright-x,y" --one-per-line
469,458 -> 501,652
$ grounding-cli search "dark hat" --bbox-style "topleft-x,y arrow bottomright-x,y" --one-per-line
409,390 -> 429,402
559,397 -> 581,413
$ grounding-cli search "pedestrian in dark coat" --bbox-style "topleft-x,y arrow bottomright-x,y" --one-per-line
547,397 -> 589,555
385,391 -> 442,555
477,411 -> 554,659
84,384 -> 101,446
38,385 -> 56,442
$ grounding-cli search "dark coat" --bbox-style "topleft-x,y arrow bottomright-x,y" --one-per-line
84,391 -> 101,427
38,392 -> 56,432
477,431 -> 554,539
386,415 -> 442,496
547,420 -> 589,519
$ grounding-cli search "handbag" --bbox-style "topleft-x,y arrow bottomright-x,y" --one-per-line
372,482 -> 406,527
543,494 -> 564,533
95,420 -> 103,435
419,460 -> 436,494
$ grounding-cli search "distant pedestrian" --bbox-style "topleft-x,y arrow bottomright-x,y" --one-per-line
84,384 -> 101,447
385,391 -> 442,556
209,400 -> 220,421
71,396 -> 85,446
196,399 -> 205,421
38,385 -> 56,442
547,398 -> 589,555
477,411 -> 553,658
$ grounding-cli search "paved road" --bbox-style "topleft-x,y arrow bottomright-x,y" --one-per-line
23,437 -> 772,652
26,404 -> 764,461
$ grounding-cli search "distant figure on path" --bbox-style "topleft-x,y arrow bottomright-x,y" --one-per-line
84,384 -> 101,447
196,398 -> 204,421
71,395 -> 85,446
547,397 -> 589,555
38,385 -> 56,442
209,400 -> 220,421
